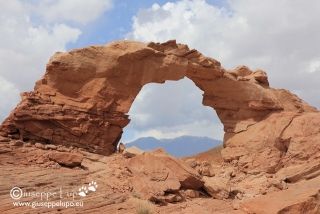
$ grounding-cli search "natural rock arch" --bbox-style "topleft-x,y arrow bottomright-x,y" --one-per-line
0,40 -> 318,173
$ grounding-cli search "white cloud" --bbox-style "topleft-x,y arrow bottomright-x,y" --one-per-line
125,0 -> 320,141
308,61 -> 320,73
0,77 -> 20,123
124,120 -> 223,143
125,77 -> 223,141
0,0 -> 112,122
0,3 -> 82,92
129,78 -> 217,129
30,0 -> 113,24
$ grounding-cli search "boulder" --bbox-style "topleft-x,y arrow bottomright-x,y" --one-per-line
232,173 -> 269,196
127,150 -> 203,202
181,189 -> 200,198
57,146 -> 71,152
35,142 -> 44,149
253,69 -> 268,84
150,148 -> 204,189
122,146 -> 144,158
45,144 -> 58,150
158,193 -> 182,203
24,142 -> 32,147
199,161 -> 215,177
9,140 -> 24,146
202,176 -> 230,199
127,153 -> 181,202
49,152 -> 83,167
185,158 -> 198,168
118,142 -> 125,153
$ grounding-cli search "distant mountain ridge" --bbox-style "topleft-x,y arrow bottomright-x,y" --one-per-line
125,135 -> 222,158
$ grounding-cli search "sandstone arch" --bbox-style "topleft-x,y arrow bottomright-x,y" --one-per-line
0,40 -> 318,173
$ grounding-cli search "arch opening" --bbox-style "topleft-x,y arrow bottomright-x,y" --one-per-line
120,77 -> 223,157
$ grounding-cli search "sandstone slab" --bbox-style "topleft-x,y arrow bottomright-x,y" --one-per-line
45,144 -> 58,150
276,160 -> 320,183
203,176 -> 230,199
49,152 -> 83,167
57,146 -> 71,152
9,140 -> 24,146
150,149 -> 204,190
127,149 -> 203,202
240,176 -> 320,214
0,136 -> 10,142
127,153 -> 181,202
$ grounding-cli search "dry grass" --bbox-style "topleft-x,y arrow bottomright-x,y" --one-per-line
135,201 -> 154,214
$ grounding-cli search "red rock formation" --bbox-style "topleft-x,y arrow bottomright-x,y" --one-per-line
0,40 -> 318,178
240,175 -> 320,213
127,148 -> 203,203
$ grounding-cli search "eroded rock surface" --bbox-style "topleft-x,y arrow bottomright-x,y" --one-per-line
126,148 -> 203,203
240,176 -> 320,214
0,39 -> 317,161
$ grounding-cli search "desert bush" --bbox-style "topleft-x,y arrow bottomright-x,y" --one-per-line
135,201 -> 154,214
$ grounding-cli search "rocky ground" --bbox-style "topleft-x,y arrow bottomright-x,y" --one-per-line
2,138 -> 320,214
0,139 -> 244,214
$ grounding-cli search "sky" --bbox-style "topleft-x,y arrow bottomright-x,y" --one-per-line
1,0 -> 320,144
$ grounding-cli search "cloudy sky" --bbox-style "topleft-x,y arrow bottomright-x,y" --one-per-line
1,0 -> 320,143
